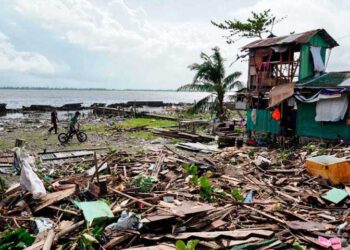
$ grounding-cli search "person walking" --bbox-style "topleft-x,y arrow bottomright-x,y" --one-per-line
49,109 -> 59,134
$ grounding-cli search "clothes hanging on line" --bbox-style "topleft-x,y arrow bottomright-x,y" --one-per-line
315,94 -> 348,122
272,107 -> 281,121
294,89 -> 349,103
310,46 -> 326,73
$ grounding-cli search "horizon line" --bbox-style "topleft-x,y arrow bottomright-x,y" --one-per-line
0,86 -> 183,91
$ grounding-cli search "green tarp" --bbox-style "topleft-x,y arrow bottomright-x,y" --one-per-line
73,200 -> 114,225
246,109 -> 280,134
296,101 -> 350,139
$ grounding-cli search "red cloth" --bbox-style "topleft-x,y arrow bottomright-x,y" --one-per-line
272,108 -> 281,121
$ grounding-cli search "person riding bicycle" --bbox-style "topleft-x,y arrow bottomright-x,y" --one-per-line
69,111 -> 81,136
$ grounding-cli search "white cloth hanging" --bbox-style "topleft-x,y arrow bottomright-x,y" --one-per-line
310,46 -> 325,73
315,95 -> 348,122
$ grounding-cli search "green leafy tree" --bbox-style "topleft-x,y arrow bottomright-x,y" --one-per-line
211,9 -> 285,43
177,47 -> 242,121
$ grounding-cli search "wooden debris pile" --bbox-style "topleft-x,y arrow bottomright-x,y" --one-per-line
1,145 -> 350,249
152,128 -> 214,143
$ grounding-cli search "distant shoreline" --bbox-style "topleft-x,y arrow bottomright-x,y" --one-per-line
0,87 -> 180,91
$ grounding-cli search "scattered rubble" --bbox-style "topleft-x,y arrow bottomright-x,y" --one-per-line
1,142 -> 350,249
0,114 -> 350,249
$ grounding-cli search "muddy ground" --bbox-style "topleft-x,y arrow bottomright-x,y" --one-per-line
0,115 -> 181,153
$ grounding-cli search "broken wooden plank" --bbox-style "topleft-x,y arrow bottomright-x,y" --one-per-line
34,188 -> 76,212
42,229 -> 55,250
165,229 -> 274,240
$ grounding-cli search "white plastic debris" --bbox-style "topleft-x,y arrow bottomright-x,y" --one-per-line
337,222 -> 348,234
19,152 -> 46,199
254,156 -> 271,167
85,162 -> 108,176
105,211 -> 142,231
35,217 -> 54,233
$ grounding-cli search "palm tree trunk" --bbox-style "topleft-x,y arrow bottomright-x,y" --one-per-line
217,94 -> 225,122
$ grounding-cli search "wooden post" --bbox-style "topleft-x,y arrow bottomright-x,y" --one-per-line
15,139 -> 26,148
94,152 -> 99,184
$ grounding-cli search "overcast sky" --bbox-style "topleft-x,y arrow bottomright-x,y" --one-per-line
0,0 -> 349,89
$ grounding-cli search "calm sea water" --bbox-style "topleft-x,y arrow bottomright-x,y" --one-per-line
0,89 -> 209,109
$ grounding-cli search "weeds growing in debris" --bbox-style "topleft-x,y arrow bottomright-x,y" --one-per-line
74,163 -> 89,173
69,224 -> 104,250
0,228 -> 35,250
118,118 -> 177,128
126,131 -> 157,140
231,188 -> 244,202
176,239 -> 199,250
199,176 -> 226,202
302,142 -> 327,156
183,163 -> 225,201
76,232 -> 99,250
0,177 -> 7,193
132,175 -> 156,193
183,163 -> 198,176
292,240 -> 303,250
107,144 -> 117,154
248,150 -> 255,159
277,149 -> 289,163
183,163 -> 199,184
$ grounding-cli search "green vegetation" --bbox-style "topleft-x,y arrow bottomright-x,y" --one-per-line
76,232 -> 99,250
177,47 -> 242,121
176,239 -> 199,250
183,163 -> 226,201
292,241 -> 304,250
118,118 -> 176,128
183,163 -> 199,185
176,112 -> 212,120
199,175 -> 226,201
212,9 -> 285,43
0,140 -> 11,151
277,150 -> 289,164
82,123 -> 108,135
132,175 -> 157,193
118,118 -> 177,140
125,131 -> 157,140
183,163 -> 198,176
0,228 -> 35,249
231,188 -> 244,202
0,177 -> 6,192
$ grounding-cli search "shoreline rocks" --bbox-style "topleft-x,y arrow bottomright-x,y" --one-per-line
3,101 -> 190,113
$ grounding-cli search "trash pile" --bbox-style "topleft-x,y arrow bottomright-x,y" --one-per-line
1,144 -> 350,249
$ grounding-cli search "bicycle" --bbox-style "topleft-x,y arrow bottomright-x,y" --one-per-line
58,124 -> 88,143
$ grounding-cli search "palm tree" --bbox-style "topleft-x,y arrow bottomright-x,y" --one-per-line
178,47 -> 242,121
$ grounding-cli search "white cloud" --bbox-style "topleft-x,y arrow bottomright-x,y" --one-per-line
0,31 -> 56,74
12,0 -> 212,55
10,0 -> 225,88
4,0 -> 350,89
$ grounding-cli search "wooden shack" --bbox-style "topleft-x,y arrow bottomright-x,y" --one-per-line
242,29 -> 340,140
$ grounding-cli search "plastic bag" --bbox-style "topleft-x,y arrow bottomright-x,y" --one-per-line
20,154 -> 46,200
35,217 -> 54,233
105,211 -> 142,231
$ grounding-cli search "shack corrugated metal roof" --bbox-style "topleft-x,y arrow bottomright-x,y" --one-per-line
296,71 -> 350,89
242,29 -> 339,50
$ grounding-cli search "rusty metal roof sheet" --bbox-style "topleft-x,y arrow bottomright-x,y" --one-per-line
242,29 -> 339,50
